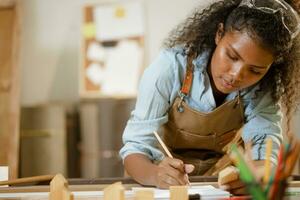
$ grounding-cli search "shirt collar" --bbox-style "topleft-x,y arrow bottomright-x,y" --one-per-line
192,50 -> 212,73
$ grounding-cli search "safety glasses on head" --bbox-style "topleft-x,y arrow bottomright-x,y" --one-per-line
239,0 -> 300,39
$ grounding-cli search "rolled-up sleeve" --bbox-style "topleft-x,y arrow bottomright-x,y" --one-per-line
119,49 -> 179,161
242,87 -> 283,165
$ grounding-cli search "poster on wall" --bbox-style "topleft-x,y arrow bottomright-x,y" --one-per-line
94,1 -> 145,41
80,0 -> 145,98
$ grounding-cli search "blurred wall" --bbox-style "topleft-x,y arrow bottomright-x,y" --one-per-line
20,0 -> 212,106
19,0 -> 300,136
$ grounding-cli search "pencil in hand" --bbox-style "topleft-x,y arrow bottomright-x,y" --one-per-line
153,131 -> 191,185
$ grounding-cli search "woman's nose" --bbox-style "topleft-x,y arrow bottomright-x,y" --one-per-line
229,64 -> 244,82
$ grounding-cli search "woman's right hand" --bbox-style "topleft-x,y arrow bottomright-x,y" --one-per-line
155,157 -> 194,189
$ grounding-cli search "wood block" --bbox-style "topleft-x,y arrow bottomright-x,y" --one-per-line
62,188 -> 74,200
218,165 -> 239,185
49,174 -> 73,200
134,189 -> 154,200
170,186 -> 188,200
103,182 -> 125,200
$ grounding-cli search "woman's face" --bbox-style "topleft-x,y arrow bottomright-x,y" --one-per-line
210,27 -> 274,94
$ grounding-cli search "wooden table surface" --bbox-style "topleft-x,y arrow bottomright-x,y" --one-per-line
0,176 -> 300,200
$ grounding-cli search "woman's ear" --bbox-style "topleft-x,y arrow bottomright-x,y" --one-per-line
215,23 -> 225,45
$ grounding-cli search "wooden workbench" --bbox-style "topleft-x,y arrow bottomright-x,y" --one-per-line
0,176 -> 300,199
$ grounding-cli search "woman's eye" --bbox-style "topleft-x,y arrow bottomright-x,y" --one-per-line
250,69 -> 262,75
226,53 -> 238,61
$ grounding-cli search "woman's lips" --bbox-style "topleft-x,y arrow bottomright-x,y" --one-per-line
221,78 -> 236,89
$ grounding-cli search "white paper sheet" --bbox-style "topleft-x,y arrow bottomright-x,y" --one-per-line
86,62 -> 105,85
132,185 -> 230,200
94,1 -> 144,41
0,185 -> 229,199
86,42 -> 107,62
101,40 -> 142,95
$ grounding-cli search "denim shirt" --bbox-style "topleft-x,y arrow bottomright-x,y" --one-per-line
119,47 -> 283,165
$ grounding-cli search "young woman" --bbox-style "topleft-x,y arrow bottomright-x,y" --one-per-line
119,0 -> 300,194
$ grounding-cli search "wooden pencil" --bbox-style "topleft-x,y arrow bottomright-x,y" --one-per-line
263,138 -> 272,185
153,131 -> 173,158
153,131 -> 191,185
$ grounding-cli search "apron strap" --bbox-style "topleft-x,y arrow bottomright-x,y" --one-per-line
180,54 -> 196,96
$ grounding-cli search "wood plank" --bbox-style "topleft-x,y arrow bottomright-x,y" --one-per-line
0,175 -> 54,186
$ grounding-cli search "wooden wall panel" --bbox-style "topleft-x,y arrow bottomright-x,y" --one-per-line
0,0 -> 15,8
0,1 -> 20,179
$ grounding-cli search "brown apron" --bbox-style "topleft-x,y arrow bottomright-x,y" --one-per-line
160,55 -> 244,176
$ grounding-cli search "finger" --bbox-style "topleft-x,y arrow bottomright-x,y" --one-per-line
156,171 -> 181,188
184,164 -> 195,174
184,174 -> 190,185
230,186 -> 248,195
161,173 -> 181,186
163,165 -> 188,185
219,184 -> 230,191
226,180 -> 245,190
164,157 -> 185,172
160,158 -> 190,185
156,181 -> 169,189
158,161 -> 187,185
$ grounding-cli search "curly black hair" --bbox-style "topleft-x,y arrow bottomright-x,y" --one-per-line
163,0 -> 300,132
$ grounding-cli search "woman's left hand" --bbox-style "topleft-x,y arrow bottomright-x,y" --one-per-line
219,177 -> 247,195
218,166 -> 248,195
218,160 -> 266,195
